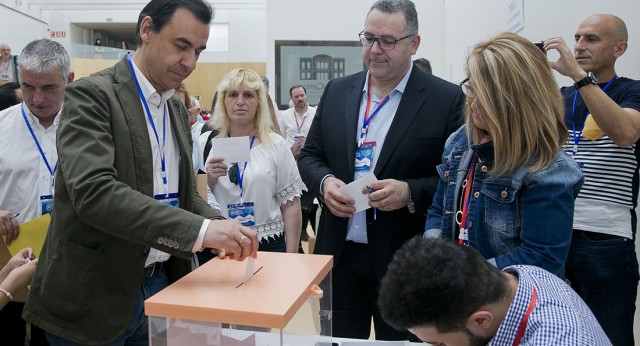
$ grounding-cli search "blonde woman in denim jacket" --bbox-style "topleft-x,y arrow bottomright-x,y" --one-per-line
425,33 -> 584,278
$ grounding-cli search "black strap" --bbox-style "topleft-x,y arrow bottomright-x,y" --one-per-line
202,128 -> 220,165
12,55 -> 19,83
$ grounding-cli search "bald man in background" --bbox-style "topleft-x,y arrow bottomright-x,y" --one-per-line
545,14 -> 640,346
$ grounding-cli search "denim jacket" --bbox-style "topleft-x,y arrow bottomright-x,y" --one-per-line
425,126 -> 584,277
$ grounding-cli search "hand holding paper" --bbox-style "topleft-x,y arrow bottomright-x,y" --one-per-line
337,172 -> 377,213
5,214 -> 50,258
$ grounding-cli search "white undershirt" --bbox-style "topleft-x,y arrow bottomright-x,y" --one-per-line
0,103 -> 59,223
128,60 -> 209,267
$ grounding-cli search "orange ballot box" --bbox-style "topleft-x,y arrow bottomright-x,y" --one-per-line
145,251 -> 333,346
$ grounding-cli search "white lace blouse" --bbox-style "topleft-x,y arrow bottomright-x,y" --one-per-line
206,132 -> 307,242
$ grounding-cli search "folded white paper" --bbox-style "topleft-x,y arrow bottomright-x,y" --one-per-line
338,172 -> 377,213
209,136 -> 251,164
243,257 -> 255,284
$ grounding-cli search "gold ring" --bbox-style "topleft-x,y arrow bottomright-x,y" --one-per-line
238,235 -> 246,245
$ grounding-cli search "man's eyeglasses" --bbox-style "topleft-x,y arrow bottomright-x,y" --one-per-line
460,78 -> 475,98
359,31 -> 416,50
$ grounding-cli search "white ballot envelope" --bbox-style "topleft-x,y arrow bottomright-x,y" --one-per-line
209,136 -> 251,164
243,257 -> 255,284
338,172 -> 377,213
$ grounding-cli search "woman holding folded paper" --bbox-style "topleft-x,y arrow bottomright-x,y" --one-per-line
203,69 -> 305,258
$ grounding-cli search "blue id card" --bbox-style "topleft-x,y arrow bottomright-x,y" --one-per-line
227,202 -> 255,227
40,194 -> 54,215
155,193 -> 180,208
355,141 -> 376,172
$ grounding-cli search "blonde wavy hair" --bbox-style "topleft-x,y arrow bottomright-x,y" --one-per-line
465,32 -> 566,176
212,68 -> 275,146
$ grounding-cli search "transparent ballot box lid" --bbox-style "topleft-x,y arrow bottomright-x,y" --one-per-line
145,251 -> 333,345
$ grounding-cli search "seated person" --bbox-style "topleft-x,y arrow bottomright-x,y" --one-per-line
378,237 -> 612,345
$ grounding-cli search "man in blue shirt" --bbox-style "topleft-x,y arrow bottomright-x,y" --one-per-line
379,237 -> 612,346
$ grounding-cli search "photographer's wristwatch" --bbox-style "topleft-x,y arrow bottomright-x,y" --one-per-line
574,72 -> 598,90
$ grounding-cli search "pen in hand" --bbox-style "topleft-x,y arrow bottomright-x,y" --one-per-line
13,212 -> 20,218
367,186 -> 377,221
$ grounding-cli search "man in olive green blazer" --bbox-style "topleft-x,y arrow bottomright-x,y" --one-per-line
23,0 -> 258,344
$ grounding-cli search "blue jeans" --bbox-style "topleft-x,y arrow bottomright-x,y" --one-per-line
46,265 -> 168,346
566,230 -> 639,346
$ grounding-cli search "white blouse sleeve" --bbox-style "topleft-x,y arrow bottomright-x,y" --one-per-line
271,133 -> 307,205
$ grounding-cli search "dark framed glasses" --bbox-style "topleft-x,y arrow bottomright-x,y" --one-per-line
460,78 -> 476,98
358,30 -> 416,50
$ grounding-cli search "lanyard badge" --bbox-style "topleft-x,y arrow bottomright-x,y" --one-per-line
456,155 -> 477,246
358,81 -> 390,147
21,104 -> 58,191
127,53 -> 169,188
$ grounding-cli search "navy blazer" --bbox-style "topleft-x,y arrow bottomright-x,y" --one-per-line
298,67 -> 464,279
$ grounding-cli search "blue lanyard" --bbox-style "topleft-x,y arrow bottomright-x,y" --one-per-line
21,104 -> 58,180
571,75 -> 617,156
126,53 -> 169,186
232,134 -> 256,202
359,80 -> 391,147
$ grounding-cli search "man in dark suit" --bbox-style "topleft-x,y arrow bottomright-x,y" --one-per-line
297,0 -> 463,341
23,0 -> 258,344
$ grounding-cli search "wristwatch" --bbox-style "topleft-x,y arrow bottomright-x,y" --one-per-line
404,181 -> 416,214
574,71 -> 598,90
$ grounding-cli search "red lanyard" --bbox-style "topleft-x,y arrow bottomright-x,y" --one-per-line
512,286 -> 537,346
458,155 -> 477,245
358,80 -> 390,147
294,110 -> 306,132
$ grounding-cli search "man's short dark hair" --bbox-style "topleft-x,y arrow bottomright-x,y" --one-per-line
414,58 -> 432,74
378,237 -> 507,333
369,0 -> 418,36
0,82 -> 21,111
135,0 -> 213,46
289,85 -> 306,97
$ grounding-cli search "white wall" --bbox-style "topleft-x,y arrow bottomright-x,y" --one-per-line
443,0 -> 640,86
0,1 -> 266,64
203,6 -> 266,63
0,4 -> 48,49
265,0 -> 447,102
2,0 -> 639,84
266,0 -> 640,86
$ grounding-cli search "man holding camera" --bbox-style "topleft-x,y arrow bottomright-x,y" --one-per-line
544,14 -> 640,346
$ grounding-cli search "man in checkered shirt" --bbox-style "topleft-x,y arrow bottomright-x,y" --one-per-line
379,237 -> 611,345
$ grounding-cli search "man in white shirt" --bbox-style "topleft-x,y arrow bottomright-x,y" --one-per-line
0,43 -> 19,86
280,85 -> 317,244
0,38 -> 73,346
280,85 -> 316,158
189,96 -> 204,138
